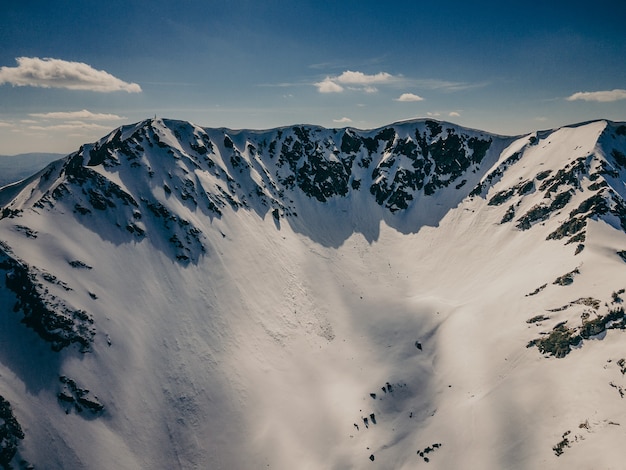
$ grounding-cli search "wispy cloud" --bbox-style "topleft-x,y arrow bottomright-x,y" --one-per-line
410,78 -> 488,92
395,93 -> 424,102
333,117 -> 352,123
449,111 -> 461,117
0,57 -> 141,93
28,121 -> 112,132
566,89 -> 626,102
313,70 -> 486,95
315,70 -> 398,93
29,109 -> 126,120
359,85 -> 378,93
257,82 -> 305,88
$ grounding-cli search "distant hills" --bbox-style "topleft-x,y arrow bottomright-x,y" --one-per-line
0,153 -> 64,187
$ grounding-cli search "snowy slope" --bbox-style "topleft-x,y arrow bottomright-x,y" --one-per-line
0,118 -> 625,469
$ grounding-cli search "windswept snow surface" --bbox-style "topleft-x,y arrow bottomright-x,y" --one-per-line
0,118 -> 626,469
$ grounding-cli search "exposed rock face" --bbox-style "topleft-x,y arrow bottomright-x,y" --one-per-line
0,395 -> 24,468
0,246 -> 94,352
57,376 -> 104,415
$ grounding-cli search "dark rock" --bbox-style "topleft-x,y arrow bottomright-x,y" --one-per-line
1,250 -> 95,351
58,376 -> 104,415
501,205 -> 516,224
553,268 -> 580,286
68,260 -> 92,269
0,395 -> 24,468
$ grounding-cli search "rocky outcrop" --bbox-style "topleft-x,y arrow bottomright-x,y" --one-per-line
0,245 -> 94,351
0,395 -> 24,469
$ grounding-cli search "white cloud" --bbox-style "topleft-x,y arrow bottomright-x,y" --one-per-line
449,111 -> 461,117
315,70 -> 398,93
395,93 -> 424,102
312,70 -> 486,96
29,109 -> 126,120
566,89 -> 626,102
315,77 -> 344,93
0,57 -> 141,93
333,117 -> 352,123
427,112 -> 441,117
334,71 -> 394,85
0,121 -> 13,128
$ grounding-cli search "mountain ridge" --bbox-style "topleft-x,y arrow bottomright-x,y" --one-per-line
1,117 -> 626,469
2,117 -> 512,251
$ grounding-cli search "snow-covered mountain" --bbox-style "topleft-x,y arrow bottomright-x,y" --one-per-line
1,117 -> 625,469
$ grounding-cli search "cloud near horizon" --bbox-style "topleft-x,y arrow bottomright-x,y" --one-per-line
314,71 -> 484,96
0,57 -> 141,93
332,117 -> 352,123
27,121 -> 112,132
29,109 -> 127,120
315,70 -> 397,93
395,93 -> 424,102
566,89 -> 626,102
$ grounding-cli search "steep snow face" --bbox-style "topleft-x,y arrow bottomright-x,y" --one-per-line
0,119 -> 625,469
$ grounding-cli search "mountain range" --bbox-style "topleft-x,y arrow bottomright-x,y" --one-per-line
0,117 -> 625,469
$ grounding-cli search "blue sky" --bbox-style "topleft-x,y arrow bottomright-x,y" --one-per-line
1,0 -> 625,155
